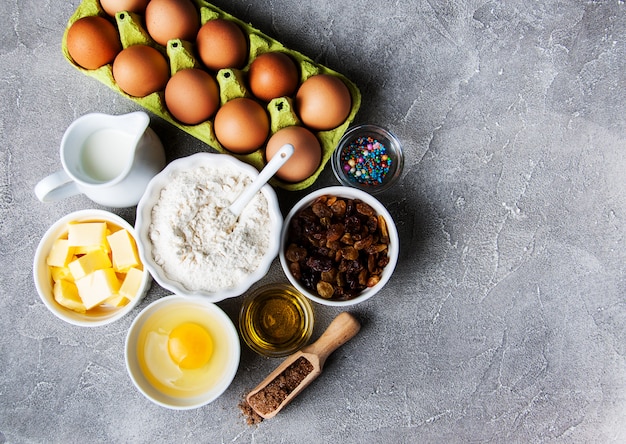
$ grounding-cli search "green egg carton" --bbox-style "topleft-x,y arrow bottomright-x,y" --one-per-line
61,0 -> 362,191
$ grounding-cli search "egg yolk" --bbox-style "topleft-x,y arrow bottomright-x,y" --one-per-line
167,322 -> 213,369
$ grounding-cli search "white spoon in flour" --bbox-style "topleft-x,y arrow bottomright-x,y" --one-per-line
218,143 -> 294,231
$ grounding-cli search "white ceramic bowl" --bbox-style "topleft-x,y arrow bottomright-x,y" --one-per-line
125,295 -> 240,410
135,152 -> 282,302
33,209 -> 151,327
280,186 -> 399,306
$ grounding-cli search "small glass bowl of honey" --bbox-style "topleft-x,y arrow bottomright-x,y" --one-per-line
239,283 -> 314,358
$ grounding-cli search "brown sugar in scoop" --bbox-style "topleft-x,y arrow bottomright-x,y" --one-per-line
244,312 -> 361,419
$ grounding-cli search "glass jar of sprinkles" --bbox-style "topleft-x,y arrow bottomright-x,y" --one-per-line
332,124 -> 404,194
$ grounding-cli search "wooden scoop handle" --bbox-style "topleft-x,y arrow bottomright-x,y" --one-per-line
301,312 -> 361,369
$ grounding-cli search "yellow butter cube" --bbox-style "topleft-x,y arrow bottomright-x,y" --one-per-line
67,222 -> 108,249
105,294 -> 129,307
68,249 -> 112,280
119,267 -> 144,300
47,239 -> 76,267
53,279 -> 86,313
107,229 -> 141,272
50,266 -> 74,283
75,268 -> 121,310
74,243 -> 110,256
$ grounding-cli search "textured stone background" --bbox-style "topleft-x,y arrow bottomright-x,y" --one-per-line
1,0 -> 625,442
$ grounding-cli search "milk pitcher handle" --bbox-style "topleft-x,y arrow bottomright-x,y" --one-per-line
35,170 -> 80,202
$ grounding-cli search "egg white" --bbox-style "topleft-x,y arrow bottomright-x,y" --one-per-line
143,329 -> 184,387
137,304 -> 232,398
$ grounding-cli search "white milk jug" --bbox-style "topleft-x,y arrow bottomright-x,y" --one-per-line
35,111 -> 166,208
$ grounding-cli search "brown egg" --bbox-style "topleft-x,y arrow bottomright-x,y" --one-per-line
214,98 -> 269,154
112,45 -> 170,97
295,74 -> 352,131
100,0 -> 150,16
66,16 -> 122,70
265,126 -> 321,182
196,19 -> 248,71
145,0 -> 200,46
165,68 -> 220,125
248,52 -> 299,102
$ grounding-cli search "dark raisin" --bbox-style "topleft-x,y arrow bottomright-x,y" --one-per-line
345,215 -> 361,234
366,215 -> 378,232
345,199 -> 356,215
312,201 -> 333,219
300,267 -> 318,291
305,255 -> 332,272
378,256 -> 390,268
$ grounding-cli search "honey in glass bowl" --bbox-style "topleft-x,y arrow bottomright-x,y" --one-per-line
239,283 -> 314,358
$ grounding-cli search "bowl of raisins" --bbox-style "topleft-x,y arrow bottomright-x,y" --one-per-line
279,186 -> 399,306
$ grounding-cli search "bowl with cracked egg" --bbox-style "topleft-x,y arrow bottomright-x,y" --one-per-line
279,186 -> 399,307
125,295 -> 241,410
135,152 -> 283,302
33,209 -> 151,327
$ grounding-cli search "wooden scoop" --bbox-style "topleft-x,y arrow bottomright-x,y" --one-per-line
245,312 -> 361,419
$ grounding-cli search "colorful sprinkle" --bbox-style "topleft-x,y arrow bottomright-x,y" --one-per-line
339,136 -> 392,186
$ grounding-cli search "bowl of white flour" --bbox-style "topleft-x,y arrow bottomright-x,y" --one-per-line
135,153 -> 282,302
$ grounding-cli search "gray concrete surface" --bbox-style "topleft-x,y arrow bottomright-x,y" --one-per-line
2,0 -> 625,442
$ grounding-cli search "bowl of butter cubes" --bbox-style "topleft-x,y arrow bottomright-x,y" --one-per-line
33,209 -> 151,327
